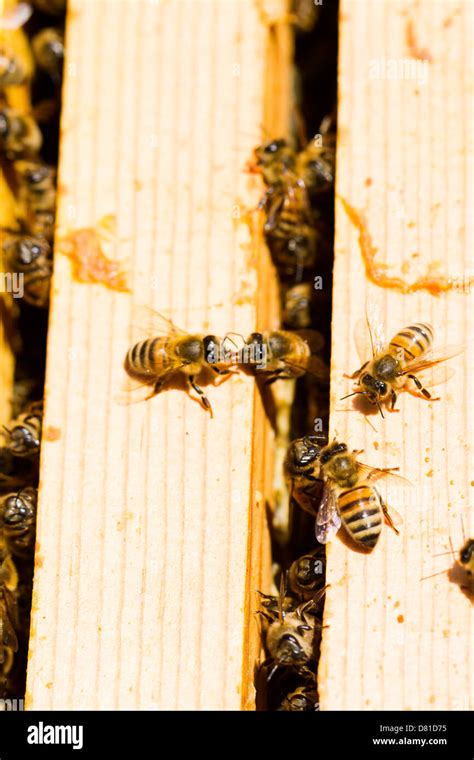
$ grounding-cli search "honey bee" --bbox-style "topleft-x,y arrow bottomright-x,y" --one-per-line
0,107 -> 42,159
0,537 -> 19,689
282,282 -> 313,329
344,311 -> 462,416
295,132 -> 336,197
278,682 -> 318,711
2,403 -> 43,459
0,47 -> 27,87
0,488 -> 37,559
316,440 -> 405,550
125,310 -> 237,416
241,330 -> 327,384
286,436 -> 405,550
288,548 -> 326,602
263,175 -> 319,279
32,28 -> 64,80
15,160 -> 57,240
260,596 -> 318,672
284,434 -> 324,514
2,234 -> 52,307
254,138 -> 295,191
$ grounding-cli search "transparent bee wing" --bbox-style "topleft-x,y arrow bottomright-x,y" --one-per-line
401,344 -> 464,383
129,305 -> 189,341
293,329 -> 325,354
284,355 -> 329,381
384,504 -> 404,528
356,462 -> 411,487
315,485 -> 341,544
365,301 -> 386,356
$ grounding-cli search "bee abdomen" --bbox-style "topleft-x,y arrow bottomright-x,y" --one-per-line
389,323 -> 433,362
337,486 -> 383,549
126,338 -> 165,376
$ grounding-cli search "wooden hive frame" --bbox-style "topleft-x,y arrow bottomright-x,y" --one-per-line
25,0 -> 293,710
319,0 -> 473,711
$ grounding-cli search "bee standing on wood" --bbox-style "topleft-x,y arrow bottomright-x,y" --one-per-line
240,330 -> 327,385
343,308 -> 462,416
286,436 -> 405,551
124,309 -> 238,416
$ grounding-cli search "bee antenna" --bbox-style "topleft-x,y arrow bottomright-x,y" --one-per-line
339,391 -> 367,401
377,401 -> 385,419
2,425 -> 12,435
460,515 -> 466,542
449,535 -> 457,563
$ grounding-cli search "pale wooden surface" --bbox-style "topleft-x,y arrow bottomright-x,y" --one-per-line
319,0 -> 473,710
26,0 -> 290,709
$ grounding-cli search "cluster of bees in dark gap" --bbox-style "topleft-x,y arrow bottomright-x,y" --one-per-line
0,0 -> 65,703
251,1 -> 338,712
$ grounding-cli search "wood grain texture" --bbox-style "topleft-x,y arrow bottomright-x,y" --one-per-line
319,0 -> 473,710
26,0 -> 290,709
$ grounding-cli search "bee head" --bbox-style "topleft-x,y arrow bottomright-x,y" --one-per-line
460,540 -> 474,575
295,553 -> 324,586
319,441 -> 347,465
245,332 -> 266,365
274,633 -> 306,665
13,238 -> 47,266
360,372 -> 388,403
202,335 -> 221,365
2,491 -> 35,526
288,436 -> 322,469
256,138 -> 287,163
9,425 -> 39,455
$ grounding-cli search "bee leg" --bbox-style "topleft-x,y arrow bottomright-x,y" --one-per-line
188,376 -> 213,417
390,389 -> 398,410
407,374 -> 432,400
145,380 -> 164,400
380,495 -> 400,536
344,361 -> 369,380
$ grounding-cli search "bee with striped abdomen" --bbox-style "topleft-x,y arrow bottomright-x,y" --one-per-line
286,436 -> 405,551
0,488 -> 37,560
316,440 -> 405,551
2,403 -> 43,459
2,234 -> 52,307
124,309 -> 237,416
343,308 -> 462,416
